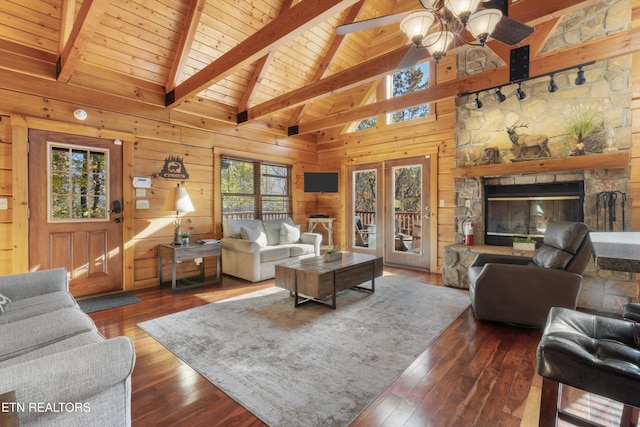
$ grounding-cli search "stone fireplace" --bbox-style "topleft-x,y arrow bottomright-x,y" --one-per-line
443,0 -> 636,312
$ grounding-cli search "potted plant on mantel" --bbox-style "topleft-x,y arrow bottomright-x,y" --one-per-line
513,236 -> 537,252
324,246 -> 342,262
565,105 -> 601,156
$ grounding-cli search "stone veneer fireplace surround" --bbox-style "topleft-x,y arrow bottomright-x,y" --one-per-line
444,0 -> 636,312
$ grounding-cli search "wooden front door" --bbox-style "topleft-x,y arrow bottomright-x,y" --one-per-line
28,130 -> 123,297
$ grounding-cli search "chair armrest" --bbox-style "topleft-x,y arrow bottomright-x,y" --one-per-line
300,232 -> 322,255
0,336 -> 135,423
0,268 -> 68,301
623,303 -> 640,322
220,238 -> 260,254
470,253 -> 532,268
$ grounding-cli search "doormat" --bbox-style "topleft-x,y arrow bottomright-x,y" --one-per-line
78,292 -> 141,314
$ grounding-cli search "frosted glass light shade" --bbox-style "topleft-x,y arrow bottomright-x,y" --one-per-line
419,0 -> 438,9
400,11 -> 436,45
422,31 -> 454,63
445,0 -> 482,23
467,9 -> 502,44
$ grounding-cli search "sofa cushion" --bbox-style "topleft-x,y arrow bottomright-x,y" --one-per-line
282,243 -> 315,257
260,246 -> 292,263
280,222 -> 301,245
0,293 -> 11,314
532,244 -> 573,269
223,219 -> 262,238
0,308 -> 96,362
0,291 -> 78,324
241,225 -> 268,248
263,217 -> 295,246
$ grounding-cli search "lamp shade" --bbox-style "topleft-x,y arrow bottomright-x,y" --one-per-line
400,11 -> 435,45
423,31 -> 454,63
445,0 -> 482,22
466,9 -> 502,44
164,183 -> 195,213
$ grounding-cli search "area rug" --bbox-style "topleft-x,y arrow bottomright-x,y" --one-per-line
138,277 -> 470,427
77,292 -> 141,314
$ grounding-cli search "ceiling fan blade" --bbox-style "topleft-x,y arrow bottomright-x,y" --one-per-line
398,46 -> 425,69
336,11 -> 411,36
490,16 -> 534,45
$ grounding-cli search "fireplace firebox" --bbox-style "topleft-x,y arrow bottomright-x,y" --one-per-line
485,182 -> 584,246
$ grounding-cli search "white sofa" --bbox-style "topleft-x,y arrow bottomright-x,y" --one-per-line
221,217 -> 322,282
0,268 -> 136,426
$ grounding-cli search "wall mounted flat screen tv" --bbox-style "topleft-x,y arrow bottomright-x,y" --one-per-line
303,172 -> 338,193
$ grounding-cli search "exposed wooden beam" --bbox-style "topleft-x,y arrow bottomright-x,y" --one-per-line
293,27 -> 640,135
0,40 -> 57,79
509,0 -> 596,25
287,0 -> 367,125
58,0 -> 75,54
237,0 -> 295,112
167,0 -> 360,108
166,0 -> 206,92
57,0 -> 111,83
245,45 -> 411,122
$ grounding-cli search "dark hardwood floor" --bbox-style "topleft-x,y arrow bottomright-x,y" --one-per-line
88,267 -> 627,426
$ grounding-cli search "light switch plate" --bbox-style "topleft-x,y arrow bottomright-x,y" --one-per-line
0,198 -> 7,210
136,200 -> 150,209
135,188 -> 146,197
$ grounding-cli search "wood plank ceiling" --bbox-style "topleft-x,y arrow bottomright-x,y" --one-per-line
0,0 -> 621,138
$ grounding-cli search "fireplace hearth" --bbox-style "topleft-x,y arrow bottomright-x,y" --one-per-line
485,181 -> 584,246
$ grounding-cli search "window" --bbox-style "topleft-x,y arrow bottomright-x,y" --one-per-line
389,62 -> 430,124
48,142 -> 108,221
348,63 -> 431,132
221,157 -> 292,220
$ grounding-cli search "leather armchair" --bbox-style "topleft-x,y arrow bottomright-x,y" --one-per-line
468,221 -> 592,327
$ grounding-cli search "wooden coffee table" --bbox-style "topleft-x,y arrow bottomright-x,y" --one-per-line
274,252 -> 383,309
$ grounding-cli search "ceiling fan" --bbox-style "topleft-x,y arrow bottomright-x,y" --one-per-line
337,0 -> 534,66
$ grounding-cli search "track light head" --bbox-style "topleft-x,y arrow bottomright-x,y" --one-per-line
495,88 -> 506,103
516,83 -> 526,100
474,93 -> 482,109
548,74 -> 558,93
575,67 -> 586,85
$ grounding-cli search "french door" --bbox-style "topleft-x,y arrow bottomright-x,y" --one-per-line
384,157 -> 430,269
28,130 -> 124,297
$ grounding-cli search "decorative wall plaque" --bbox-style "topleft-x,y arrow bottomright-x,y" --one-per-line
160,156 -> 189,179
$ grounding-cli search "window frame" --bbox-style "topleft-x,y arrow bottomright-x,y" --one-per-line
221,156 -> 293,221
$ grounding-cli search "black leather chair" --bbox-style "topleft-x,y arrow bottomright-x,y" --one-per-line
537,306 -> 640,427
468,221 -> 592,327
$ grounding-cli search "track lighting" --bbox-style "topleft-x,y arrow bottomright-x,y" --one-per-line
516,82 -> 526,100
495,88 -> 506,103
548,74 -> 558,93
575,66 -> 586,85
474,92 -> 482,109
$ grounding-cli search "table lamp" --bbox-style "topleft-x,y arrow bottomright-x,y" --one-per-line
164,183 -> 195,245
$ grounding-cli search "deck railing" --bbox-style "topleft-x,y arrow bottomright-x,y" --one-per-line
355,211 -> 421,234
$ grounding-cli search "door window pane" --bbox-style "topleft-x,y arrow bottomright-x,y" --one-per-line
48,143 -> 109,221
353,169 -> 377,249
392,164 -> 422,254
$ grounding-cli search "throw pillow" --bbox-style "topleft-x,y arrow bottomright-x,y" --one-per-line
280,223 -> 301,244
240,226 -> 268,248
0,293 -> 11,314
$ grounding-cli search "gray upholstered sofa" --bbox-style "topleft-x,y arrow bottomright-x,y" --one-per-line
221,217 -> 322,282
0,268 -> 136,426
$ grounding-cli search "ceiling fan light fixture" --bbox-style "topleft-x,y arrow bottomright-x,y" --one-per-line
419,0 -> 439,9
466,9 -> 502,45
423,31 -> 454,64
445,0 -> 482,24
400,11 -> 436,47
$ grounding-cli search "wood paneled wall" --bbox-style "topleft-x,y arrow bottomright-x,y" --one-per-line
0,89 -> 318,290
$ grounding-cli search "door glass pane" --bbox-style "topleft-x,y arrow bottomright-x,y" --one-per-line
392,164 -> 422,254
353,169 -> 377,249
48,143 -> 109,221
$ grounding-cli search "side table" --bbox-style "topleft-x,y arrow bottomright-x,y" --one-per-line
158,243 -> 221,291
307,217 -> 334,247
